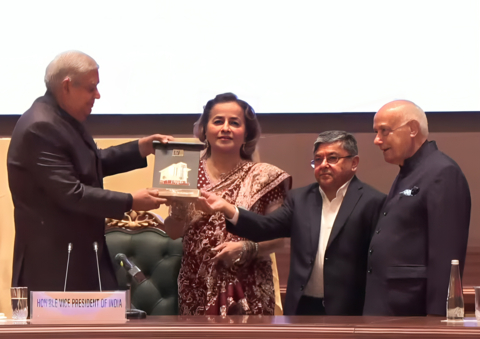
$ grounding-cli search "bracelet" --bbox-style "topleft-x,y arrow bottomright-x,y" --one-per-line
234,241 -> 258,267
233,242 -> 247,266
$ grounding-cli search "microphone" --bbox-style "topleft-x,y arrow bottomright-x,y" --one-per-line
64,243 -> 73,292
115,253 -> 147,284
115,253 -> 148,319
93,242 -> 102,292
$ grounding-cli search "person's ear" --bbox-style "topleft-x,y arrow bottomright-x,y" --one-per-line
408,120 -> 420,138
61,77 -> 71,94
351,155 -> 359,172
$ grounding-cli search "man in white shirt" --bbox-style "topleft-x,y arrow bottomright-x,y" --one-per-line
197,131 -> 386,315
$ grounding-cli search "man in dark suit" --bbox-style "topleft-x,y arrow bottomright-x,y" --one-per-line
196,131 -> 386,315
8,51 -> 171,293
365,100 -> 470,316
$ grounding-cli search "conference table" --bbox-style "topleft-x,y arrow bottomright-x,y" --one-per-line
1,315 -> 479,338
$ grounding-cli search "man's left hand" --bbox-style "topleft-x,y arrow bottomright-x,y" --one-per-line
139,134 -> 174,157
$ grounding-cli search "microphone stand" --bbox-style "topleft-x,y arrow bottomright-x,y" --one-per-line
126,281 -> 132,312
124,265 -> 146,319
64,243 -> 73,292
93,242 -> 102,292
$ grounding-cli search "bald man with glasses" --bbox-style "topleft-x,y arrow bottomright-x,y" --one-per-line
364,100 -> 471,316
195,130 -> 385,315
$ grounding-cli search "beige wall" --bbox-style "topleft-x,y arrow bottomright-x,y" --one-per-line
0,140 -> 14,316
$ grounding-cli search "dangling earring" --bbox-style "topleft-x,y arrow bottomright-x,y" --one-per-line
241,143 -> 246,154
205,139 -> 210,149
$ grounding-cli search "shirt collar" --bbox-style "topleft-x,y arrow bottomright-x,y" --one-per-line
44,90 -> 86,133
400,140 -> 438,174
319,176 -> 353,202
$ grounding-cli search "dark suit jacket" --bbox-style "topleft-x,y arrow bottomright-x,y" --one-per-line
7,92 -> 147,292
226,176 -> 386,315
364,141 -> 471,316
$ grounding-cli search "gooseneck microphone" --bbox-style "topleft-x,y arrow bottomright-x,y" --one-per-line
115,253 -> 148,319
93,242 -> 102,292
115,253 -> 147,284
64,243 -> 73,292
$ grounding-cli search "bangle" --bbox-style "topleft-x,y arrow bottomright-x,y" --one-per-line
234,241 -> 259,267
234,242 -> 247,266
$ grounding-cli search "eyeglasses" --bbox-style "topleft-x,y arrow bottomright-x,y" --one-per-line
374,121 -> 411,137
310,155 -> 354,168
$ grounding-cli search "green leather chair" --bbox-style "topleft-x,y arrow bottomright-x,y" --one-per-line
105,214 -> 183,315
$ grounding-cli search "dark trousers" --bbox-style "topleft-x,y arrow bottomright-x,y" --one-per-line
296,295 -> 326,315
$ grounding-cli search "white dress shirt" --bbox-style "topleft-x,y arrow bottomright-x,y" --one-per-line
303,178 -> 352,298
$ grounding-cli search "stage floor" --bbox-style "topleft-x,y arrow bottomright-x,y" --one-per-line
0,315 -> 479,338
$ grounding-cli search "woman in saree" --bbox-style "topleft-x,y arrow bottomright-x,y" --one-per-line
164,93 -> 291,316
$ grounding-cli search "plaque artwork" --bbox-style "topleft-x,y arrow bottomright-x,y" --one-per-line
159,161 -> 191,186
152,140 -> 205,198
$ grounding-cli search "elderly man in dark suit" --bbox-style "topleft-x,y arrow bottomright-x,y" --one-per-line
195,131 -> 386,315
365,100 -> 471,316
8,51 -> 171,293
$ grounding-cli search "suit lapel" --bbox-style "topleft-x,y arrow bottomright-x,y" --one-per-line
80,128 -> 97,154
326,176 -> 363,249
78,125 -> 104,183
55,103 -> 104,184
382,174 -> 400,210
309,185 -> 323,256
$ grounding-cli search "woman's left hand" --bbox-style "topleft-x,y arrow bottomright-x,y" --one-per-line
212,241 -> 244,267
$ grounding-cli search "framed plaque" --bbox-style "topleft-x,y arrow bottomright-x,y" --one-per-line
152,139 -> 205,198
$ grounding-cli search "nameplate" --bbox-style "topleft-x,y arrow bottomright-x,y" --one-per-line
30,291 -> 126,323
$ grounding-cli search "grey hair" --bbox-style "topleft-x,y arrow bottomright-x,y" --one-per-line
399,100 -> 429,137
44,51 -> 98,92
313,130 -> 358,156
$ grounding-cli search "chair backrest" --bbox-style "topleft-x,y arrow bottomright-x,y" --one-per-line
105,226 -> 183,315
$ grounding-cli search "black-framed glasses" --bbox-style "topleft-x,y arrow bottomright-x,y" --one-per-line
310,155 -> 354,168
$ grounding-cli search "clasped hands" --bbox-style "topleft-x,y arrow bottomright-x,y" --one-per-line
211,241 -> 245,268
141,188 -> 243,267
167,192 -> 245,268
196,193 -> 255,268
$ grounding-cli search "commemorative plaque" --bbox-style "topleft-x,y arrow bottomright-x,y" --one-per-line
152,139 -> 205,198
